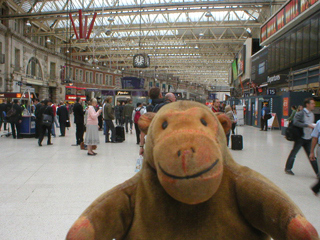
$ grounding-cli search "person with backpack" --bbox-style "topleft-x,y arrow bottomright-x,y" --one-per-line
133,102 -> 146,145
7,99 -> 23,139
285,98 -> 319,176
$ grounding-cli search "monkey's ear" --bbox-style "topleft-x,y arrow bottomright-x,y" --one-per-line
138,112 -> 156,134
215,113 -> 232,134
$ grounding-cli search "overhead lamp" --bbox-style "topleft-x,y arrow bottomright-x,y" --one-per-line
94,58 -> 99,63
105,29 -> 112,36
205,11 -> 212,18
108,16 -> 115,23
85,56 -> 88,61
26,20 -> 31,26
96,67 -> 100,70
195,44 -> 199,49
46,38 -> 51,43
199,32 -> 204,37
66,49 -> 70,53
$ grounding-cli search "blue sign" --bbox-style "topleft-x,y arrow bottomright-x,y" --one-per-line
208,92 -> 216,100
121,77 -> 145,89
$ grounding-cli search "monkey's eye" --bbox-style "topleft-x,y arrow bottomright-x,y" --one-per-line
200,118 -> 207,126
162,121 -> 168,129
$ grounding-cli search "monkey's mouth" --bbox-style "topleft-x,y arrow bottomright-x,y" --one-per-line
158,159 -> 219,180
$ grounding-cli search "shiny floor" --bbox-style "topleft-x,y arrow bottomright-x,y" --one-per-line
0,121 -> 319,239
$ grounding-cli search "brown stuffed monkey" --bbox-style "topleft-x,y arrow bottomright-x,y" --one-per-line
67,101 -> 319,240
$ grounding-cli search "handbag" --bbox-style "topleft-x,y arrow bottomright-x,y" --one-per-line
42,114 -> 52,127
285,122 -> 303,141
266,113 -> 272,119
66,120 -> 70,128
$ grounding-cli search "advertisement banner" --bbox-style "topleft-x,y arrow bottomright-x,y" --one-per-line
283,97 -> 289,116
237,46 -> 246,77
232,60 -> 237,81
277,9 -> 285,30
261,25 -> 267,42
267,17 -> 276,38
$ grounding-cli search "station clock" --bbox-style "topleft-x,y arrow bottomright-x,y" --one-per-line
133,54 -> 150,68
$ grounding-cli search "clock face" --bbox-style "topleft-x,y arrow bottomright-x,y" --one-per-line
134,54 -> 145,67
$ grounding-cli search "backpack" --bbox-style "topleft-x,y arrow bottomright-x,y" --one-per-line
6,107 -> 16,118
285,124 -> 303,141
134,108 -> 142,124
285,113 -> 304,141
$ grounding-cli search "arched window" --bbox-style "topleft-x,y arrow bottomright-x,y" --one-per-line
26,57 -> 43,80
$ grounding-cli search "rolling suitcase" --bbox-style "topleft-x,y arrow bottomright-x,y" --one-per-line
231,128 -> 243,150
115,125 -> 125,142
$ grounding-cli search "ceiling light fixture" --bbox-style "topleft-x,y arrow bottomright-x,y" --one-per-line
26,20 -> 31,26
195,44 -> 199,49
108,16 -> 115,23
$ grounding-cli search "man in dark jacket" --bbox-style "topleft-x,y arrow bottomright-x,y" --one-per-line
34,98 -> 42,138
123,99 -> 134,133
8,99 -> 23,139
146,87 -> 165,112
38,99 -> 54,146
57,101 -> 69,137
104,96 -> 116,143
0,101 -> 6,131
114,101 -> 122,125
73,97 -> 85,145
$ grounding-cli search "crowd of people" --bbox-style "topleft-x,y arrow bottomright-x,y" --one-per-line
0,90 -> 319,195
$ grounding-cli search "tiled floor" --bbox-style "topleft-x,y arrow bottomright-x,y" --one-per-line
0,121 -> 319,239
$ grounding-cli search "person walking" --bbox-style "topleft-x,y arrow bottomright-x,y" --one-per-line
123,99 -> 134,133
104,96 -> 116,143
57,102 -> 69,137
260,103 -> 270,131
309,120 -> 320,194
0,101 -> 6,131
225,105 -> 236,146
34,98 -> 42,138
38,99 -> 54,146
133,102 -> 146,145
114,101 -> 122,126
73,97 -> 85,146
285,98 -> 318,176
84,98 -> 102,155
8,99 -> 23,139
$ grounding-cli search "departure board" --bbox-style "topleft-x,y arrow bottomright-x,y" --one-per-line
302,24 -> 310,61
296,28 -> 303,63
310,18 -> 318,58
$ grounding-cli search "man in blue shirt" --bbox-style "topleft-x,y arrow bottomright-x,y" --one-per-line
309,119 -> 320,194
260,103 -> 270,131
